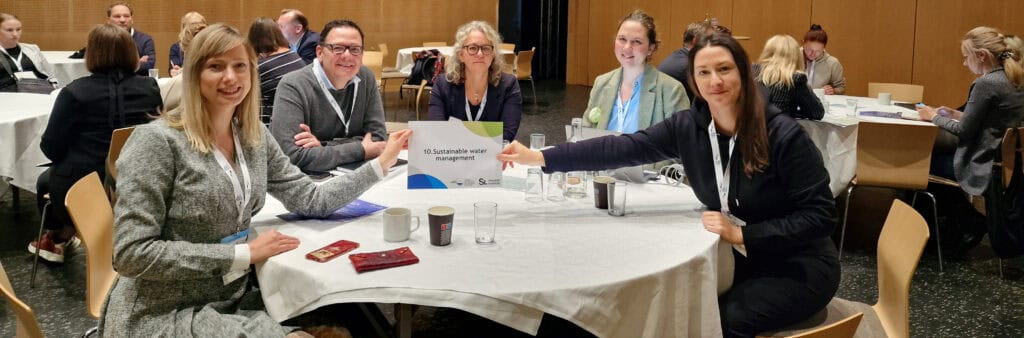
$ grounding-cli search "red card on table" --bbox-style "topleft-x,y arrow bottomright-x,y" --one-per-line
349,246 -> 420,273
305,240 -> 359,263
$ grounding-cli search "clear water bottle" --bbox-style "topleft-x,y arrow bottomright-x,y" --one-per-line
564,118 -> 588,199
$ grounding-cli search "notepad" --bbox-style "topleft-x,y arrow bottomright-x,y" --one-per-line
277,199 -> 387,221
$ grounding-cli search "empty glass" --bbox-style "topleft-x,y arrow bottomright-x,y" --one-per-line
525,168 -> 544,202
608,181 -> 628,216
846,98 -> 859,117
530,133 -> 546,150
474,201 -> 497,244
564,171 -> 587,199
546,172 -> 566,201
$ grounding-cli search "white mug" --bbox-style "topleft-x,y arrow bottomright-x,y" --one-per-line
383,207 -> 420,242
877,92 -> 892,105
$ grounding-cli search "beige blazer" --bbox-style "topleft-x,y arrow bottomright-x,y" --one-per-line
583,64 -> 690,130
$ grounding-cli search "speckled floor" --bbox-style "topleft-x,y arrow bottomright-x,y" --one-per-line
2,80 -> 1022,337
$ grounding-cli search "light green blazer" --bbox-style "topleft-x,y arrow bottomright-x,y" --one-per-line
582,64 -> 690,130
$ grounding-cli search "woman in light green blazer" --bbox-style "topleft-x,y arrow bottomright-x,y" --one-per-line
582,10 -> 689,133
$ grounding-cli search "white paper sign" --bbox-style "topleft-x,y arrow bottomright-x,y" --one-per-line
408,120 -> 503,189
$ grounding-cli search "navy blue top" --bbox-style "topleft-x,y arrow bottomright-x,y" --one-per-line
427,73 -> 523,141
168,42 -> 182,72
542,99 -> 837,261
132,29 -> 156,76
295,30 -> 320,65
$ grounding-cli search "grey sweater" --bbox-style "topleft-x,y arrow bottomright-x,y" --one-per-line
270,63 -> 386,172
100,120 -> 382,336
932,68 -> 1024,195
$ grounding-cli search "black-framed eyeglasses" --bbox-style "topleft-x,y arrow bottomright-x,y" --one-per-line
321,43 -> 364,56
463,45 -> 495,55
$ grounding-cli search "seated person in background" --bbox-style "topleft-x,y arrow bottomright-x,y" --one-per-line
754,35 -> 824,120
0,13 -> 58,89
270,19 -> 387,173
657,21 -> 712,100
30,24 -> 162,263
277,9 -> 320,65
159,16 -> 206,112
107,2 -> 155,76
584,10 -> 689,133
168,11 -> 206,76
428,20 -> 522,142
802,24 -> 845,95
249,17 -> 305,125
500,33 -> 839,337
100,23 -> 411,336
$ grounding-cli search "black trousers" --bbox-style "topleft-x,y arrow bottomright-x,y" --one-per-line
718,249 -> 841,338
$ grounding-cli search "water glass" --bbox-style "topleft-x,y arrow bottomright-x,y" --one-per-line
546,172 -> 566,201
474,202 -> 497,244
530,133 -> 546,150
608,181 -> 628,216
525,168 -> 544,202
148,69 -> 159,79
846,99 -> 859,117
564,171 -> 587,199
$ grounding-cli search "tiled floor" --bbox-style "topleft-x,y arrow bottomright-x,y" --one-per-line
2,80 -> 1022,337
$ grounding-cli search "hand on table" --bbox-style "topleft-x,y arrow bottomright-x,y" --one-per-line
497,140 -> 545,169
294,124 -> 322,148
702,211 -> 744,245
822,85 -> 836,95
248,229 -> 300,264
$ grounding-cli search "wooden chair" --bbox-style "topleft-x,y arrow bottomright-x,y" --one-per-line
377,43 -> 408,104
760,312 -> 863,338
763,200 -> 929,338
499,43 -> 516,53
983,128 -> 1024,278
66,172 -> 117,336
378,43 -> 397,72
422,41 -> 446,47
362,51 -> 385,92
501,53 -> 517,74
515,47 -> 536,105
838,121 -> 943,271
867,83 -> 924,103
105,127 -> 135,204
1,262 -> 46,338
413,79 -> 432,120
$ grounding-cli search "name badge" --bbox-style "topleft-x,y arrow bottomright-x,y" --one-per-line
220,228 -> 250,244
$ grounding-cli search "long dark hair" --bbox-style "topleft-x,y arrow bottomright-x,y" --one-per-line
687,32 -> 769,177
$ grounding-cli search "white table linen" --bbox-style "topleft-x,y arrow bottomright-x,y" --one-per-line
253,164 -> 734,337
395,46 -> 514,75
40,51 -> 89,87
0,91 -> 57,194
798,95 -> 935,196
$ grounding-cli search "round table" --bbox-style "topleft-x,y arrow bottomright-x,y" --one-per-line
395,46 -> 515,75
40,51 -> 90,87
252,164 -> 734,337
0,91 -> 57,194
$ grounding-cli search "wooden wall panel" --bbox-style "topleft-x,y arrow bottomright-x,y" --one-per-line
731,0 -> 812,62
0,1 -> 496,75
913,0 -> 1024,106
811,0 -> 917,97
566,0 -> 591,85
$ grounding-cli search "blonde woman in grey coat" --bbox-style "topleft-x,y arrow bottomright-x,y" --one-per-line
100,23 -> 411,337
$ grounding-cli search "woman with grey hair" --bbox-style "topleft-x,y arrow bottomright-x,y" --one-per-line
427,20 -> 522,142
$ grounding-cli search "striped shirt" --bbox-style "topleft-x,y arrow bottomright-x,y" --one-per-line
257,51 -> 305,123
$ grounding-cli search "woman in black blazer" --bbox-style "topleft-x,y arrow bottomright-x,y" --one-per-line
499,33 -> 839,337
755,35 -> 824,120
30,24 -> 162,263
427,20 -> 522,142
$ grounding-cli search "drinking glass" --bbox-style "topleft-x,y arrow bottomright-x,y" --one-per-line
474,202 -> 497,244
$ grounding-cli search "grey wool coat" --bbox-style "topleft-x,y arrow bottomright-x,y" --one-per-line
100,120 -> 382,337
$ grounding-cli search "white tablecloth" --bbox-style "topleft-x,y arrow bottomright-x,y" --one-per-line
798,95 -> 935,196
40,51 -> 89,87
0,91 -> 57,194
253,165 -> 734,337
395,46 -> 514,75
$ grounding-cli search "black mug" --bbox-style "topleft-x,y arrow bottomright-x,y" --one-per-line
592,176 -> 615,209
428,206 -> 455,246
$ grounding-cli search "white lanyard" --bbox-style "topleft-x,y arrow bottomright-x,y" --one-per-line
1,48 -> 24,72
464,87 -> 488,121
806,59 -> 816,85
311,61 -> 359,135
707,121 -> 736,214
212,123 -> 252,229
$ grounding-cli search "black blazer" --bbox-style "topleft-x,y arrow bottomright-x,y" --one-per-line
542,99 -> 837,263
427,73 -> 523,141
40,71 -> 162,190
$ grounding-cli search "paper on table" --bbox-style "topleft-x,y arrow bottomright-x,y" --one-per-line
277,199 -> 387,222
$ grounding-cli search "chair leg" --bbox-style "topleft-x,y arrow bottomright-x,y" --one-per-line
357,303 -> 392,338
395,303 -> 413,338
83,326 -> 98,337
838,185 -> 856,261
529,78 -> 537,107
998,259 -> 1004,279
916,190 -> 944,272
30,200 -> 49,288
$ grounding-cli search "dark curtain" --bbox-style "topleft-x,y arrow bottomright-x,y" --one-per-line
498,0 -> 567,80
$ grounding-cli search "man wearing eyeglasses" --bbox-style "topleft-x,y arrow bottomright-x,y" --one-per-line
270,19 -> 387,174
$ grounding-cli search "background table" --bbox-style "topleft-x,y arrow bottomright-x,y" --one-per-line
0,91 -> 57,195
798,95 -> 935,196
40,51 -> 89,87
253,164 -> 734,337
395,46 -> 514,75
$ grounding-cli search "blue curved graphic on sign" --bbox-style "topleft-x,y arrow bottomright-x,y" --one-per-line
408,174 -> 448,189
